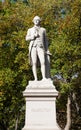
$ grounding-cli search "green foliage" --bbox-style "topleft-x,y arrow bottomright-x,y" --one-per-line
0,0 -> 81,129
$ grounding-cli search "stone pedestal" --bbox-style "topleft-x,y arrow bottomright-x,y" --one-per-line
22,80 -> 61,130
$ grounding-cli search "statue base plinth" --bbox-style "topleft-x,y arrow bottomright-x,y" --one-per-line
22,80 -> 61,130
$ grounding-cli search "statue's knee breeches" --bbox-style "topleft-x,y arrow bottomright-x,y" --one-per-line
31,47 -> 37,64
37,47 -> 45,65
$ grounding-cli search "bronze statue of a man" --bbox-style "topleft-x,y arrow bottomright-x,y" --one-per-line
26,16 -> 51,80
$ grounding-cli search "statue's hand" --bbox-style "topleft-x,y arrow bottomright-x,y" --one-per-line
34,30 -> 40,38
31,35 -> 35,40
46,50 -> 52,56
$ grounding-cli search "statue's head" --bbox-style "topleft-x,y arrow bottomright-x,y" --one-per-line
33,16 -> 41,25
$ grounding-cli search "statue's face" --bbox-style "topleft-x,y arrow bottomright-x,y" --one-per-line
34,19 -> 40,26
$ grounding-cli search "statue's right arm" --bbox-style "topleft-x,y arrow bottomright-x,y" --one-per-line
26,29 -> 35,41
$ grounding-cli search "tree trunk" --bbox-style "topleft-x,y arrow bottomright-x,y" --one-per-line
15,116 -> 19,130
64,96 -> 71,130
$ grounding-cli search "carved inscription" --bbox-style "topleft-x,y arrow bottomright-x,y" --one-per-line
31,108 -> 51,112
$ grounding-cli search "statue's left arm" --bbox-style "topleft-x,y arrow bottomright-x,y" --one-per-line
44,29 -> 52,56
43,29 -> 48,51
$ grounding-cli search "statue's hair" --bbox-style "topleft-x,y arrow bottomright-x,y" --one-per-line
32,16 -> 41,23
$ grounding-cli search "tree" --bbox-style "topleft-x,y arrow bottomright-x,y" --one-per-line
50,0 -> 81,129
0,0 -> 81,130
0,1 -> 32,130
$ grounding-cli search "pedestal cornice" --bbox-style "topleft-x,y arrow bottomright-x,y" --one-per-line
23,80 -> 59,97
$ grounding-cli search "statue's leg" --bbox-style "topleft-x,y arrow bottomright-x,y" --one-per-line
37,47 -> 46,80
31,47 -> 37,80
